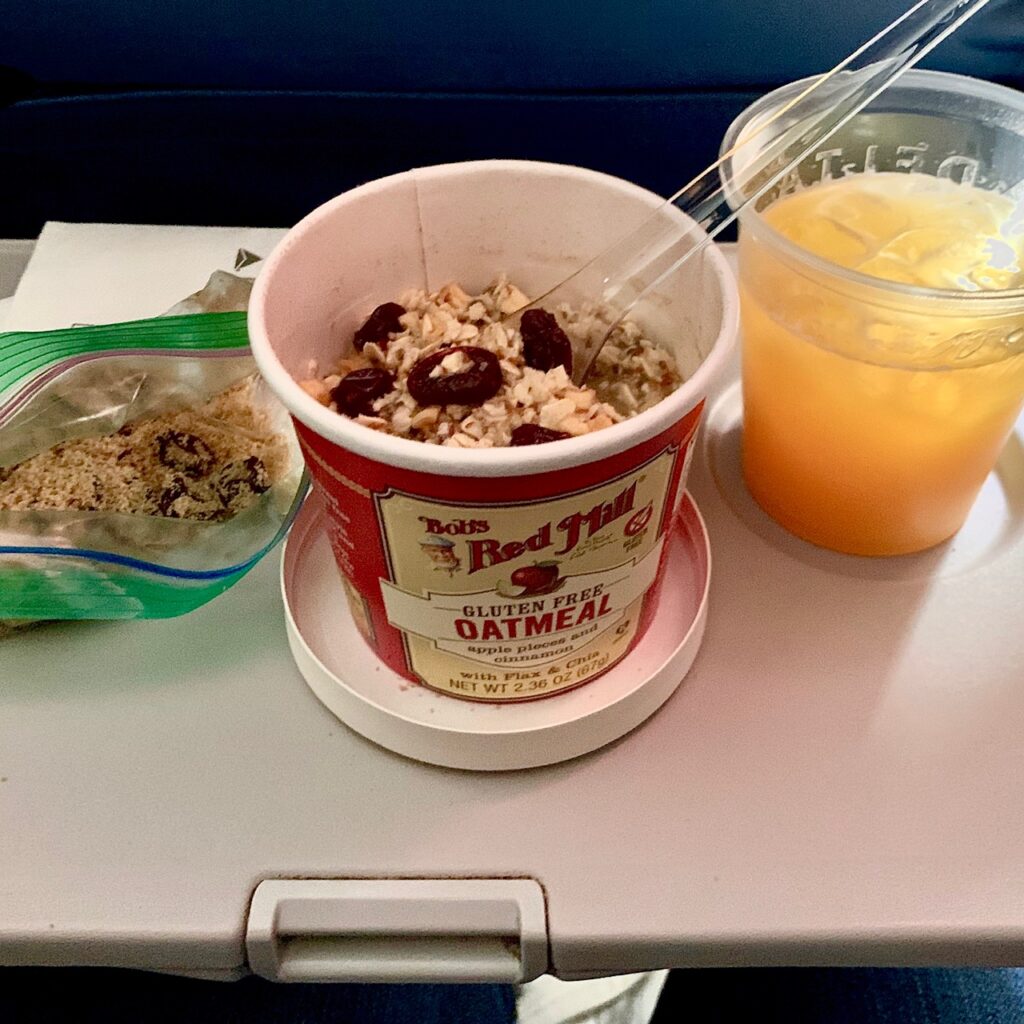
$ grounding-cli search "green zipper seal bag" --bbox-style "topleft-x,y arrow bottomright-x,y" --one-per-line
0,312 -> 306,621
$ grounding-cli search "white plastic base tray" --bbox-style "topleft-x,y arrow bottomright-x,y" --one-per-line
282,494 -> 711,771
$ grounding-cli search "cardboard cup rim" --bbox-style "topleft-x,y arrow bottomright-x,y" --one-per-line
249,159 -> 739,478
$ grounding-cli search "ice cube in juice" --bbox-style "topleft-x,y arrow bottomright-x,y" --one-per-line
740,172 -> 1024,555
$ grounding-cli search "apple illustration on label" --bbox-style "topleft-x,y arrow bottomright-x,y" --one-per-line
510,561 -> 562,595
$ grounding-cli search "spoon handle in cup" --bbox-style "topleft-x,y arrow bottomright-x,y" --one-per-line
505,0 -> 993,384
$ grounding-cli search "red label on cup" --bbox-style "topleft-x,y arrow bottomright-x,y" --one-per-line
294,402 -> 703,702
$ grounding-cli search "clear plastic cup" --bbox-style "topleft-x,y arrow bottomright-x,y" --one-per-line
721,70 -> 1024,556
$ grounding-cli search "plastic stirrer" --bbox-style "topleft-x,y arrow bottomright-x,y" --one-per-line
507,0 -> 992,385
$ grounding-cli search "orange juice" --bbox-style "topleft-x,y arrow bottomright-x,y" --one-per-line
740,172 -> 1024,555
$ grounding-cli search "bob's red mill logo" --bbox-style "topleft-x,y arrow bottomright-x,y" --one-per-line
418,481 -> 638,573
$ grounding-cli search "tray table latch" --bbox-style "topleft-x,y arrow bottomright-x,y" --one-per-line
245,878 -> 548,983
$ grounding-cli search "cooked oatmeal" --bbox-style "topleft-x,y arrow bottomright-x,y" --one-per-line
300,277 -> 682,448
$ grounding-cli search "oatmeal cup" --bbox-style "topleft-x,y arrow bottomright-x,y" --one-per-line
249,160 -> 737,702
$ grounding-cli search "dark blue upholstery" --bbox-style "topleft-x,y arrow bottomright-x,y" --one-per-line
1,1 -> 1021,233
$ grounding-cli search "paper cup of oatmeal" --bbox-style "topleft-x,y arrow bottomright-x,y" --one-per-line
250,160 -> 736,702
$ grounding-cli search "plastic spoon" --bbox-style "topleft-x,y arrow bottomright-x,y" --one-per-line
506,0 -> 993,384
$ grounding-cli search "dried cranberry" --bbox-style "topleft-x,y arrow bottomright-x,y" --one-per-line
216,456 -> 270,503
155,431 -> 216,479
155,476 -> 191,517
407,345 -> 502,407
353,302 -> 405,352
331,367 -> 396,417
520,308 -> 573,375
509,424 -> 571,446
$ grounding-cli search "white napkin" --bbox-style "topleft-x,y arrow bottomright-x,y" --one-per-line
517,970 -> 668,1024
6,222 -> 287,330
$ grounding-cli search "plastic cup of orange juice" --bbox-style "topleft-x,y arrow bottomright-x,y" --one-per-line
721,70 -> 1024,556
